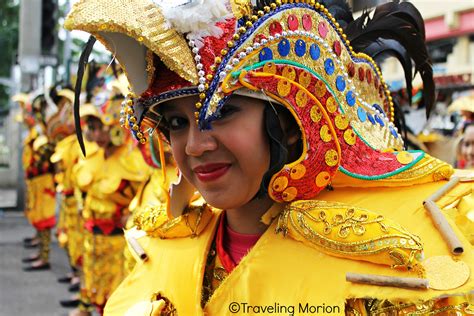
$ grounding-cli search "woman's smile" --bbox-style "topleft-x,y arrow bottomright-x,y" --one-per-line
192,162 -> 232,182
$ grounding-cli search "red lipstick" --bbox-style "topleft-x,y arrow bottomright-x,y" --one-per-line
193,163 -> 231,182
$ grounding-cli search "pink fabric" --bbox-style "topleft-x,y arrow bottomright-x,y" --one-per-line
223,221 -> 262,266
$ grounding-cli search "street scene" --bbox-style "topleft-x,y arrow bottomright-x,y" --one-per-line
1,0 -> 473,315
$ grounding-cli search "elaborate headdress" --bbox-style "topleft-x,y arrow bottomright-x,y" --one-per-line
45,88 -> 76,143
66,0 -> 450,203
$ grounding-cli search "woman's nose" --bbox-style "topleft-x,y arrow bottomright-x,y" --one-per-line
185,125 -> 218,157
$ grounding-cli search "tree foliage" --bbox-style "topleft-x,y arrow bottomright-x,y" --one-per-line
0,0 -> 19,112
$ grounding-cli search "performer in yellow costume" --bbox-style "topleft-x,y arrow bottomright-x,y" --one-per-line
124,132 -> 176,274
70,77 -> 151,316
66,0 -> 474,315
13,93 -> 40,248
49,88 -> 99,308
18,93 -> 57,271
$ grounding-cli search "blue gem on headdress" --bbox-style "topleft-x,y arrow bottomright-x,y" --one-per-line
372,103 -> 386,117
346,91 -> 355,107
336,76 -> 346,91
309,43 -> 320,60
259,47 -> 273,62
390,126 -> 398,138
278,39 -> 290,57
374,114 -> 385,127
324,59 -> 334,75
367,113 -> 376,125
357,107 -> 367,122
294,39 -> 306,57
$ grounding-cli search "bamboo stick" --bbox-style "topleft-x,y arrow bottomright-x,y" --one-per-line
128,236 -> 148,261
423,200 -> 464,255
346,272 -> 429,289
427,176 -> 459,202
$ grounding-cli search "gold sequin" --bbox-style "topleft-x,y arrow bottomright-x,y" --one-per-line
344,129 -> 356,145
396,151 -> 414,165
325,149 -> 339,167
64,1 -> 198,84
326,96 -> 337,113
282,66 -> 296,81
298,71 -> 311,88
314,80 -> 326,98
296,90 -> 308,108
310,106 -> 322,122
272,176 -> 288,192
423,256 -> 470,290
315,171 -> 330,187
290,164 -> 306,180
320,125 -> 332,142
263,62 -> 277,74
277,79 -> 291,97
335,114 -> 349,130
282,187 -> 298,202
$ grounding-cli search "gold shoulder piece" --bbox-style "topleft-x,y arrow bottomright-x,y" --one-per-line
65,0 -> 198,91
134,203 -> 214,239
333,153 -> 454,188
51,135 -> 78,163
117,145 -> 152,182
32,135 -> 49,151
277,200 -> 424,272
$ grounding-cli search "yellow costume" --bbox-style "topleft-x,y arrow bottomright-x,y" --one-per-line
104,177 -> 473,316
52,135 -> 98,267
65,0 -> 474,315
24,130 -> 56,262
74,140 -> 150,308
124,167 -> 175,273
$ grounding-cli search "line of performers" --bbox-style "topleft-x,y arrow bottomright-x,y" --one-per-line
13,66 -> 175,316
11,0 -> 474,315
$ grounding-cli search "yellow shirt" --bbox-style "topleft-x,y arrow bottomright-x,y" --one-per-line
105,180 -> 474,316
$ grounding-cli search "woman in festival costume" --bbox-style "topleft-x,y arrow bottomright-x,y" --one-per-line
48,88 -> 95,307
69,77 -> 151,316
12,93 -> 41,248
447,122 -> 474,246
66,0 -> 474,315
124,131 -> 177,274
18,94 -> 58,271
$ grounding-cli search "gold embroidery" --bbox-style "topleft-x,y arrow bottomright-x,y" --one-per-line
276,200 -> 423,270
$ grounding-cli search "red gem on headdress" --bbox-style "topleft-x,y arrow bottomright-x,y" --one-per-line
366,69 -> 372,84
302,14 -> 312,31
254,33 -> 267,44
333,40 -> 341,56
269,21 -> 283,36
374,75 -> 379,89
318,22 -> 328,38
358,67 -> 365,81
379,85 -> 384,97
347,62 -> 355,77
287,14 -> 299,31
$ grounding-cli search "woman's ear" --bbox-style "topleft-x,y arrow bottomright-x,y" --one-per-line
285,123 -> 301,146
276,106 -> 301,146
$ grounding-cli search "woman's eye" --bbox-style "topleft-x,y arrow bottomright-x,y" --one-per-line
217,104 -> 239,120
167,116 -> 188,131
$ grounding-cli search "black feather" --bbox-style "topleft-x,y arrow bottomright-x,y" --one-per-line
345,1 -> 434,117
364,39 -> 413,105
74,35 -> 96,157
320,0 -> 354,28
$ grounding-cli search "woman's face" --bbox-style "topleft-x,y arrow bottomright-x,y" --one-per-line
86,116 -> 111,148
461,125 -> 474,168
161,95 -> 270,210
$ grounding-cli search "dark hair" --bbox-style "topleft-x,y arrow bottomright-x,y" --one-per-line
462,121 -> 474,134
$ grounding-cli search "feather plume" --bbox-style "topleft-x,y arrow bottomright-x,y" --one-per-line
160,0 -> 231,46
345,1 -> 434,117
320,0 -> 354,28
364,39 -> 413,104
